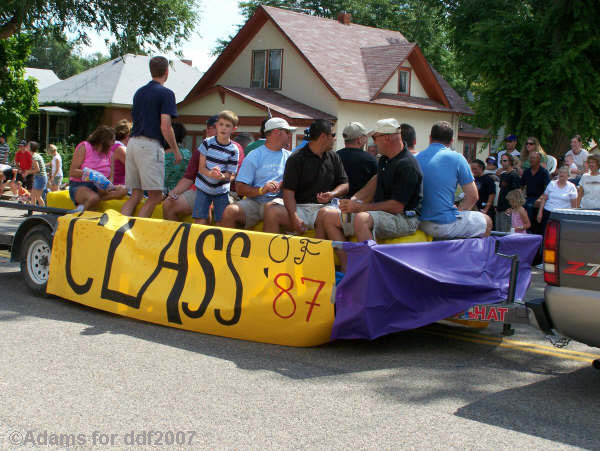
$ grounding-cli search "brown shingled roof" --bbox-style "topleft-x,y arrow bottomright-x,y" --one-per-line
183,5 -> 471,115
221,86 -> 336,121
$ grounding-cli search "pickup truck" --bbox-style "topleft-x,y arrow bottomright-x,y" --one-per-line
528,208 -> 600,355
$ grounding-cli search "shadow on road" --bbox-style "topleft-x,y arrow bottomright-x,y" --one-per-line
455,367 -> 600,448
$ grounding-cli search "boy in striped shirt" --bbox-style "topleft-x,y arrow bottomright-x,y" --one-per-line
193,110 -> 239,225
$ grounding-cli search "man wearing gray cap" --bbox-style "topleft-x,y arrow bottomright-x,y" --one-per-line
322,118 -> 422,269
221,117 -> 294,229
337,122 -> 377,197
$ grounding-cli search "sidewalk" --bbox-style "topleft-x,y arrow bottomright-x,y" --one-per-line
0,204 -> 31,248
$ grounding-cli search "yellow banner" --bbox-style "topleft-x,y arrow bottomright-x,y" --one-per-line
47,210 -> 335,346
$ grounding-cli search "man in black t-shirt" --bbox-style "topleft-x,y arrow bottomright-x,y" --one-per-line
521,151 -> 550,235
337,121 -> 377,197
321,118 -> 422,270
263,119 -> 348,237
470,159 -> 496,224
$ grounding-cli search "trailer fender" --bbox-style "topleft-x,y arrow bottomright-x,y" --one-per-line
10,215 -> 59,263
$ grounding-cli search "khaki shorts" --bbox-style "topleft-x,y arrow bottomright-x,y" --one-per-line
181,189 -> 196,210
237,198 -> 266,228
125,136 -> 165,191
420,210 -> 488,239
272,198 -> 325,230
341,210 -> 419,240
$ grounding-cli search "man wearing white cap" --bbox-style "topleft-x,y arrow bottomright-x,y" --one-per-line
321,118 -> 422,269
416,121 -> 492,239
221,118 -> 294,229
337,122 -> 377,197
263,119 -> 348,236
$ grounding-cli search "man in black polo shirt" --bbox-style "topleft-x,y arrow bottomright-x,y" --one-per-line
321,118 -> 422,269
121,56 -> 181,218
263,119 -> 348,237
337,121 -> 377,197
470,159 -> 496,224
521,150 -> 550,235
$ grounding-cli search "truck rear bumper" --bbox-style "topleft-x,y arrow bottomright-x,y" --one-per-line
544,285 -> 600,348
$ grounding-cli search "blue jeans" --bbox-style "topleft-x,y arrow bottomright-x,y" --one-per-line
69,181 -> 97,204
33,174 -> 47,190
193,190 -> 229,222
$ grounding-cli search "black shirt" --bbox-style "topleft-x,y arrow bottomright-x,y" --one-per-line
374,149 -> 422,213
497,169 -> 521,212
283,144 -> 348,204
131,80 -> 178,146
337,147 -> 378,197
474,174 -> 497,210
521,167 -> 550,199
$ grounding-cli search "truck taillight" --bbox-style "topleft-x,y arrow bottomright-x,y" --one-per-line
544,220 -> 559,285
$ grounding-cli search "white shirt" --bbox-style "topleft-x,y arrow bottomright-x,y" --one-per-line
579,173 -> 600,209
544,180 -> 577,211
497,149 -> 520,162
565,149 -> 589,172
51,153 -> 63,178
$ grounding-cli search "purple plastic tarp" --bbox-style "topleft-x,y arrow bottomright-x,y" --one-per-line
331,234 -> 542,341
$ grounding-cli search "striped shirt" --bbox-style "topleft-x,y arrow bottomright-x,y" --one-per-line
0,143 -> 9,164
195,136 -> 239,195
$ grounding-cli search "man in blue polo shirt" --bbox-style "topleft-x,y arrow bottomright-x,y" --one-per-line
121,56 -> 181,218
417,121 -> 492,239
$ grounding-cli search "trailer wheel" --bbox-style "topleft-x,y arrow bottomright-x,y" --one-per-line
20,225 -> 52,296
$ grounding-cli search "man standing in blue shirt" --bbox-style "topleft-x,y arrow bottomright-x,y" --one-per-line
121,56 -> 181,218
417,121 -> 491,239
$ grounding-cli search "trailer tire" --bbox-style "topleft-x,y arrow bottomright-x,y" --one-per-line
20,225 -> 52,296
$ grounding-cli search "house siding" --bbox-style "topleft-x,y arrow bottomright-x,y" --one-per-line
216,20 -> 338,117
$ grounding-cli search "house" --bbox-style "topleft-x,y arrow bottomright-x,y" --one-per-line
178,6 -> 473,152
457,121 -> 491,162
21,68 -> 75,147
37,54 -> 202,141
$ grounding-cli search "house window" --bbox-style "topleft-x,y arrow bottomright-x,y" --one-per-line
251,49 -> 283,90
398,68 -> 410,95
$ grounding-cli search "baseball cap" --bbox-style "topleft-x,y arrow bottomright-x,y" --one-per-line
505,134 -> 517,142
264,117 -> 296,132
486,156 -> 497,164
18,140 -> 27,146
368,118 -> 401,137
206,115 -> 218,127
342,122 -> 367,140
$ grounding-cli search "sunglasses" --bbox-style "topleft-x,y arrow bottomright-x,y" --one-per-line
501,159 -> 509,162
526,141 -> 535,145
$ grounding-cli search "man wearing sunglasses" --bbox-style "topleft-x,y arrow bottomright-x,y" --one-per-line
263,119 -> 348,236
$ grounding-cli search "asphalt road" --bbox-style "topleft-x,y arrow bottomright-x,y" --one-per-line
0,257 -> 599,450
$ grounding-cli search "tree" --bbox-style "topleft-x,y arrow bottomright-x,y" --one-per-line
0,35 -> 37,137
216,0 -> 466,94
450,0 -> 600,154
0,0 -> 199,54
27,30 -> 110,79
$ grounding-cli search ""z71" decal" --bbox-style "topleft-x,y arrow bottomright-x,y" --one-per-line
563,261 -> 600,277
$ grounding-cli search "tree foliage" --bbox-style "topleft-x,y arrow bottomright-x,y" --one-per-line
0,0 -> 199,54
450,0 -> 600,154
27,30 -> 110,79
0,35 -> 37,137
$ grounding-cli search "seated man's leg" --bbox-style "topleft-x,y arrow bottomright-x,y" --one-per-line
353,212 -> 375,241
221,203 -> 246,228
263,201 -> 291,233
321,207 -> 349,270
420,211 -> 487,240
163,190 -> 194,221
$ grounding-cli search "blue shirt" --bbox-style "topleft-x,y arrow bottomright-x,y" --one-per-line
131,81 -> 177,144
416,143 -> 473,224
236,144 -> 291,203
195,136 -> 239,195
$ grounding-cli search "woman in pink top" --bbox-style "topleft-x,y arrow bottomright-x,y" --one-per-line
69,125 -> 127,211
110,119 -> 131,186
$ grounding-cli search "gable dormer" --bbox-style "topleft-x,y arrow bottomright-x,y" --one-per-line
380,61 -> 428,98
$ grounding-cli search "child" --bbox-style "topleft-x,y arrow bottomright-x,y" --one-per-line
505,189 -> 530,233
27,141 -> 47,206
193,110 -> 239,225
563,153 -> 578,179
47,144 -> 63,191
